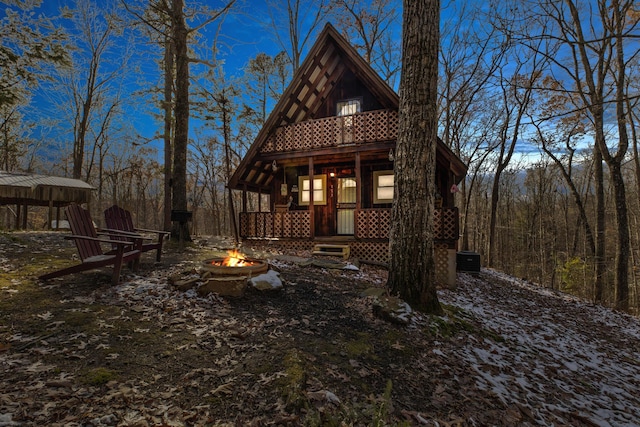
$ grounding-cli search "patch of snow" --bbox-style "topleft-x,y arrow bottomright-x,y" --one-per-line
438,269 -> 640,426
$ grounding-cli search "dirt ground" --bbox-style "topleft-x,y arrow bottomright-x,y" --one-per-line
1,232 -> 640,426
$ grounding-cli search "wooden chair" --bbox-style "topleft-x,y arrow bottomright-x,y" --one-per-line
39,204 -> 142,285
104,205 -> 170,262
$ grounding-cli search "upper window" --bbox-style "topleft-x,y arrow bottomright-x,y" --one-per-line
373,170 -> 394,204
337,99 -> 361,116
298,174 -> 327,206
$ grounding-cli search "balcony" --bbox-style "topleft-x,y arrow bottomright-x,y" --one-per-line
260,109 -> 399,154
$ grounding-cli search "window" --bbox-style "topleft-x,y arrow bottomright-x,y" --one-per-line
337,99 -> 361,116
298,174 -> 327,206
373,171 -> 394,204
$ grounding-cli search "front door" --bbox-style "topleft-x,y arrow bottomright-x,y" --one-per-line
336,177 -> 356,235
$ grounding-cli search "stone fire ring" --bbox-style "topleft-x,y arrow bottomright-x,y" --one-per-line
201,258 -> 269,276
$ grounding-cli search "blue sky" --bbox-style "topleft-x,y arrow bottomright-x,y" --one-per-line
3,0 -> 558,170
5,0 -> 335,162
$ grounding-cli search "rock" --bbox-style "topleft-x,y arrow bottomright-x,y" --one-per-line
361,287 -> 386,298
250,270 -> 283,291
372,296 -> 414,325
173,277 -> 201,291
197,276 -> 248,297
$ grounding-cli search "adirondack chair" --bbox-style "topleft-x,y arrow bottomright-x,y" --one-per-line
104,205 -> 170,262
39,203 -> 142,285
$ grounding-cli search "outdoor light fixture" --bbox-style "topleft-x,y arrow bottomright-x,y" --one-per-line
272,160 -> 278,172
388,148 -> 394,161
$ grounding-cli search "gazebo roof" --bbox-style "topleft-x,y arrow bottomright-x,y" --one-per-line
0,171 -> 94,207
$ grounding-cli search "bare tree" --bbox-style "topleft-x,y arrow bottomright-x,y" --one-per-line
0,1 -> 67,111
438,0 -> 509,252
125,0 -> 235,241
528,0 -> 640,310
386,0 -> 441,313
486,55 -> 544,268
327,0 -> 401,84
52,1 -> 130,181
264,0 -> 328,73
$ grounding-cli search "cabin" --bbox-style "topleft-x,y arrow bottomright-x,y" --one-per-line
229,23 -> 467,285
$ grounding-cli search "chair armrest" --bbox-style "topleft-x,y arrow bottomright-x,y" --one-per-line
134,227 -> 171,237
65,234 -> 141,246
97,228 -> 152,241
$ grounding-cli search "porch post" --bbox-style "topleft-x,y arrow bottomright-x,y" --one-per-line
242,184 -> 247,212
48,189 -> 54,230
309,156 -> 314,239
56,205 -> 61,230
45,199 -> 53,230
22,201 -> 28,229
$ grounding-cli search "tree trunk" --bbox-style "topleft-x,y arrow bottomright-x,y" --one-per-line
610,163 -> 630,311
386,0 -> 441,314
594,142 -> 605,304
611,1 -> 631,311
163,36 -> 174,232
171,0 -> 191,241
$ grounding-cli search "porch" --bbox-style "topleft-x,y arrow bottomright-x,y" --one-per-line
239,207 -> 460,286
239,207 -> 459,242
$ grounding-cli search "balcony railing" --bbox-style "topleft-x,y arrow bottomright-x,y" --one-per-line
260,109 -> 399,154
239,207 -> 459,241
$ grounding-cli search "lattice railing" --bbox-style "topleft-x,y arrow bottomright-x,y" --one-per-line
434,207 -> 459,241
261,109 -> 398,153
355,207 -> 459,241
355,209 -> 391,239
240,211 -> 311,238
240,207 -> 459,242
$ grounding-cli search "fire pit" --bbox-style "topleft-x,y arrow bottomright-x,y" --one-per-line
197,249 -> 269,298
202,249 -> 269,276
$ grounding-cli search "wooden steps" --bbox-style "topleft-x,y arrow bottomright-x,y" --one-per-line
312,243 -> 350,259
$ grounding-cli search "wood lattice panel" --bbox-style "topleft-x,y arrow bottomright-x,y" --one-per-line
313,119 -> 330,148
300,121 -> 313,149
355,209 -> 390,239
263,135 -> 275,153
259,109 -> 399,154
239,214 -> 249,237
264,213 -> 273,236
350,241 -> 389,264
386,111 -> 398,140
365,112 -> 378,141
283,126 -> 294,151
240,212 -> 311,239
434,243 -> 449,285
434,208 -> 459,241
353,114 -> 365,142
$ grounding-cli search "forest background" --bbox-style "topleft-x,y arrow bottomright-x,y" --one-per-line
2,0 -> 640,313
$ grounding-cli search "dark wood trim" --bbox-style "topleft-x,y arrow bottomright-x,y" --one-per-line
259,140 -> 395,162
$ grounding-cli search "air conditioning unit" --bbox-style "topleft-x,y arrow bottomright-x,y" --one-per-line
456,251 -> 481,274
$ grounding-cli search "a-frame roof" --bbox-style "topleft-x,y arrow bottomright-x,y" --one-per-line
229,22 -> 467,191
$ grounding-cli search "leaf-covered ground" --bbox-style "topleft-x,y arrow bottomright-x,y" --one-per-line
1,231 -> 639,426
